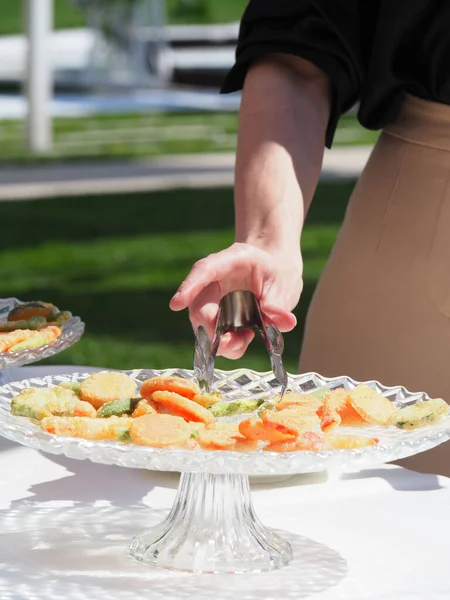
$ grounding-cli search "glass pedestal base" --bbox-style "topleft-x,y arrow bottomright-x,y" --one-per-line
128,472 -> 293,573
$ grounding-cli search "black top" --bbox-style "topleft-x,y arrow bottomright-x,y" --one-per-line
221,0 -> 450,147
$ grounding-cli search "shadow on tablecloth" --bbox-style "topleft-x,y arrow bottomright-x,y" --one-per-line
341,467 -> 443,491
0,502 -> 347,600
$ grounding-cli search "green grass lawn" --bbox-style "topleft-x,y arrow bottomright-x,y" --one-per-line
0,179 -> 355,373
0,111 -> 377,163
0,0 -> 245,36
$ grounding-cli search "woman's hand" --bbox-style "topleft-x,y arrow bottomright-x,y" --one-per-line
171,53 -> 330,359
170,242 -> 303,359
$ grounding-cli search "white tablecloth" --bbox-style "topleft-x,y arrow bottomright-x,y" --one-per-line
0,366 -> 449,600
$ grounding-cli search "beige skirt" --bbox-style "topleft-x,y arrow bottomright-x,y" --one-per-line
299,94 -> 450,476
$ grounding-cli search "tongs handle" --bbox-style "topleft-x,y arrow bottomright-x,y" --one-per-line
193,291 -> 288,401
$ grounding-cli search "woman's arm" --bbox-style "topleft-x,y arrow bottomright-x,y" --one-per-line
234,54 -> 331,256
170,55 -> 332,358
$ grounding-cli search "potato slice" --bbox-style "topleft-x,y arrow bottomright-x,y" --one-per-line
349,385 -> 396,426
80,371 -> 137,410
130,413 -> 191,448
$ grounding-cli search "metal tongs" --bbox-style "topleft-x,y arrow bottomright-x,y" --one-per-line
193,290 -> 288,403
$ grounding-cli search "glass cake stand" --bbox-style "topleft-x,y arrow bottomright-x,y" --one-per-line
0,298 -> 85,382
0,368 -> 449,574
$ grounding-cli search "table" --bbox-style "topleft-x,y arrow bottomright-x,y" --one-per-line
0,366 -> 449,600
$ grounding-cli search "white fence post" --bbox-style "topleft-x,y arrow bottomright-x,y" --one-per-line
24,0 -> 53,153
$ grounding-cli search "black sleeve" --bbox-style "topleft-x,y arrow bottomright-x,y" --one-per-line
221,0 -> 363,147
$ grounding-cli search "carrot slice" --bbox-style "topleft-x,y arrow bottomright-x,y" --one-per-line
238,417 -> 295,443
318,389 -> 368,432
260,409 -> 316,437
140,376 -> 199,401
151,390 -> 214,424
131,399 -> 157,418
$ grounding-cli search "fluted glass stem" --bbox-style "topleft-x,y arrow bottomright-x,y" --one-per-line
129,472 -> 292,573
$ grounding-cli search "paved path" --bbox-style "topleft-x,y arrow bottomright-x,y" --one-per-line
0,145 -> 372,201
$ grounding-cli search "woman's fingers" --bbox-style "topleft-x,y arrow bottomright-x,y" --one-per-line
188,285 -> 255,358
169,243 -> 303,359
216,329 -> 255,359
169,255 -> 230,311
261,303 -> 297,332
188,283 -> 221,340
170,244 -> 259,311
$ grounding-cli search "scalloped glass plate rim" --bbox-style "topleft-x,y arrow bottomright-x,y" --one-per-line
0,367 -> 449,475
0,297 -> 85,368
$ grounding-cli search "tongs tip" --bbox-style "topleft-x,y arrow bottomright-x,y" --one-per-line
193,292 -> 288,403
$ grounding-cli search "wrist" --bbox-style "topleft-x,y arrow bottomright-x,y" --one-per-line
234,235 -> 302,267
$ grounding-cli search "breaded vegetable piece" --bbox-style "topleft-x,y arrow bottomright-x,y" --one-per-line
0,316 -> 49,332
264,432 -> 329,453
192,422 -> 252,451
8,333 -> 49,352
238,416 -> 295,443
191,392 -> 222,408
11,386 -> 96,421
209,397 -> 270,418
389,398 -> 448,430
80,371 -> 137,409
8,301 -> 58,322
318,389 -> 368,432
275,391 -> 323,413
7,325 -> 61,352
130,413 -> 191,448
97,397 -> 140,418
131,399 -> 157,418
233,438 -> 260,453
41,416 -> 132,441
325,433 -> 379,449
40,326 -> 61,344
152,390 -> 214,424
51,311 -> 72,325
260,409 -> 317,437
56,382 -> 82,397
0,330 -> 36,352
349,385 -> 396,426
311,388 -> 332,401
197,428 -> 237,450
140,375 -> 199,401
